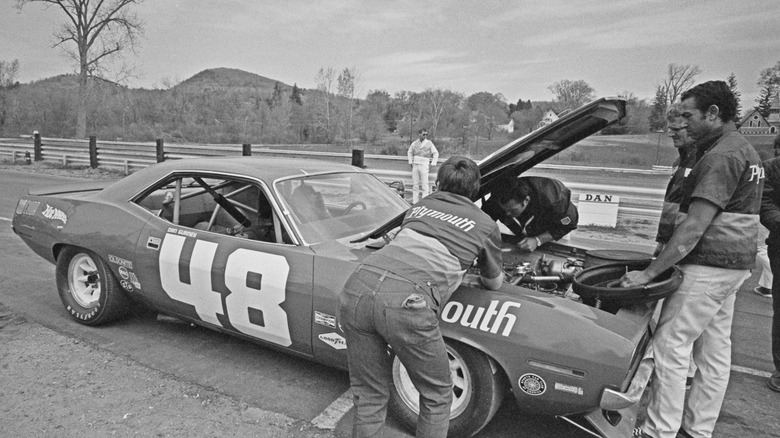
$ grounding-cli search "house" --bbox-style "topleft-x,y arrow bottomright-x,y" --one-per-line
739,95 -> 780,135
536,110 -> 558,130
497,119 -> 515,133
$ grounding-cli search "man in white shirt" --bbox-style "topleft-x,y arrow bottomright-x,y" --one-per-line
407,129 -> 439,203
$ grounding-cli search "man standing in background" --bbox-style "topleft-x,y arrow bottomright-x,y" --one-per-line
408,128 -> 439,203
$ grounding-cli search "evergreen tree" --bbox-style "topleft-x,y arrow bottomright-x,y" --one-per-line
726,73 -> 742,124
755,83 -> 776,118
648,86 -> 668,131
290,83 -> 303,105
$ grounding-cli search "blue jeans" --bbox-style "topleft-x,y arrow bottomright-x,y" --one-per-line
339,264 -> 451,438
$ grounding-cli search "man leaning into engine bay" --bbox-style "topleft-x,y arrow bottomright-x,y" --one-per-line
481,176 -> 579,252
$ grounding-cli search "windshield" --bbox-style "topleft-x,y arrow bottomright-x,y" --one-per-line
275,172 -> 409,243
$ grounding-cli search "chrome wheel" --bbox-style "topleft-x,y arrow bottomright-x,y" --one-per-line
67,252 -> 102,308
391,344 -> 473,417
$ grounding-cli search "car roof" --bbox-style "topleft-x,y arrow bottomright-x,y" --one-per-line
99,156 -> 363,200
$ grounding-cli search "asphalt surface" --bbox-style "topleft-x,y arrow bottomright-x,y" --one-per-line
0,168 -> 778,438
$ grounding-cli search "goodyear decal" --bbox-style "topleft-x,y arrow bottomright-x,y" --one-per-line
440,300 -> 521,336
319,332 -> 347,350
519,373 -> 546,396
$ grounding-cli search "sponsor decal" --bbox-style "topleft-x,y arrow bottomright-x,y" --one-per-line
315,311 -> 337,329
118,266 -> 130,280
318,332 -> 347,350
108,254 -> 133,269
407,205 -> 476,232
518,373 -> 546,396
554,382 -> 583,396
120,280 -> 134,292
167,227 -> 197,238
16,199 -> 40,216
129,271 -> 142,290
42,204 -> 68,224
440,300 -> 521,337
560,216 -> 571,225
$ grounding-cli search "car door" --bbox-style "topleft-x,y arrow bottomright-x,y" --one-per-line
130,173 -> 315,357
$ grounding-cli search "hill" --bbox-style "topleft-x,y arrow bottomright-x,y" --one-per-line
175,68 -> 293,94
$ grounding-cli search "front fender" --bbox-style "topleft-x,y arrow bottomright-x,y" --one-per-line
440,277 -> 654,417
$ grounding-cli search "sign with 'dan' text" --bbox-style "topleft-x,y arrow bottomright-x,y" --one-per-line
577,193 -> 620,227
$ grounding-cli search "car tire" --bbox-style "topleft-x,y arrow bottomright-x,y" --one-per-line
55,247 -> 130,325
389,340 -> 507,438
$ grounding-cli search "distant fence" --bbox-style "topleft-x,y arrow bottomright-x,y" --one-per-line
0,134 -> 411,175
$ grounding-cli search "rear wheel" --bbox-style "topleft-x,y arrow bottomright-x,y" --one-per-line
389,341 -> 507,438
55,247 -> 130,325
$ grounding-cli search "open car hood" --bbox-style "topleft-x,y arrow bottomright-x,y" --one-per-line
356,97 -> 627,243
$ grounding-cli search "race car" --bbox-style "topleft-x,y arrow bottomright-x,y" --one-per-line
13,97 -> 659,438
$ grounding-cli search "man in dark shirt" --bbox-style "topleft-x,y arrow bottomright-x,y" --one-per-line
759,148 -> 780,393
481,176 -> 578,252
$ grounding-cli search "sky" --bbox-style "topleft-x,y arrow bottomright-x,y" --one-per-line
1,0 -> 779,106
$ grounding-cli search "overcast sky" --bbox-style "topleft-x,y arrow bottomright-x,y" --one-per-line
2,0 -> 779,105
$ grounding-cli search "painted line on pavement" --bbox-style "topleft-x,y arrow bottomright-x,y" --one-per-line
0,216 -> 11,222
733,365 -> 772,378
311,389 -> 353,430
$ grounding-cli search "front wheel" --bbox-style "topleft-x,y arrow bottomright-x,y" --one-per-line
389,341 -> 508,438
55,247 -> 130,325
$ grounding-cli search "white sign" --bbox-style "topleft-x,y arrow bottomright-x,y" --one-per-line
577,193 -> 620,227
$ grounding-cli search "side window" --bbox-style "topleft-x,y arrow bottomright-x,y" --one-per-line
134,175 -> 292,244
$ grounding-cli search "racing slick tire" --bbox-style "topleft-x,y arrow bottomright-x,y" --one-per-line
389,340 -> 508,438
55,246 -> 130,326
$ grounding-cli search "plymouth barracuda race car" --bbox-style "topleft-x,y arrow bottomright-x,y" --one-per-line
13,98 -> 664,438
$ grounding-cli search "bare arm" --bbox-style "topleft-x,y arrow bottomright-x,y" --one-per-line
621,198 -> 719,286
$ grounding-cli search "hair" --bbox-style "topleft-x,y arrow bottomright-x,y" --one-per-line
680,80 -> 737,123
495,177 -> 531,205
666,102 -> 683,119
436,156 -> 481,200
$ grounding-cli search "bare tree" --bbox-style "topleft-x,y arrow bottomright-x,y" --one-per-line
314,67 -> 336,142
662,63 -> 701,105
0,59 -> 21,135
337,67 -> 359,144
420,88 -> 463,139
17,0 -> 144,138
547,79 -> 595,112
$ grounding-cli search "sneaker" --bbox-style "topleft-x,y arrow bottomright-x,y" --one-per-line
753,286 -> 772,298
633,427 -> 653,438
685,376 -> 693,390
676,428 -> 694,438
769,371 -> 780,393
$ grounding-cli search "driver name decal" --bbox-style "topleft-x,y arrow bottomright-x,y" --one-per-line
441,300 -> 521,336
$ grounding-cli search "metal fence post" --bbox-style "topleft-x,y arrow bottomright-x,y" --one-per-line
33,132 -> 42,161
351,148 -> 365,168
156,139 -> 165,162
242,143 -> 251,156
89,136 -> 98,168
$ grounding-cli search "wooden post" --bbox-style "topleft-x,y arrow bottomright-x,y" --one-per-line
33,132 -> 42,161
242,143 -> 251,156
156,139 -> 165,163
89,136 -> 98,168
351,148 -> 365,168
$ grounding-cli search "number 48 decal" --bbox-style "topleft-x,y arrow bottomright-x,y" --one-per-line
158,234 -> 292,346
